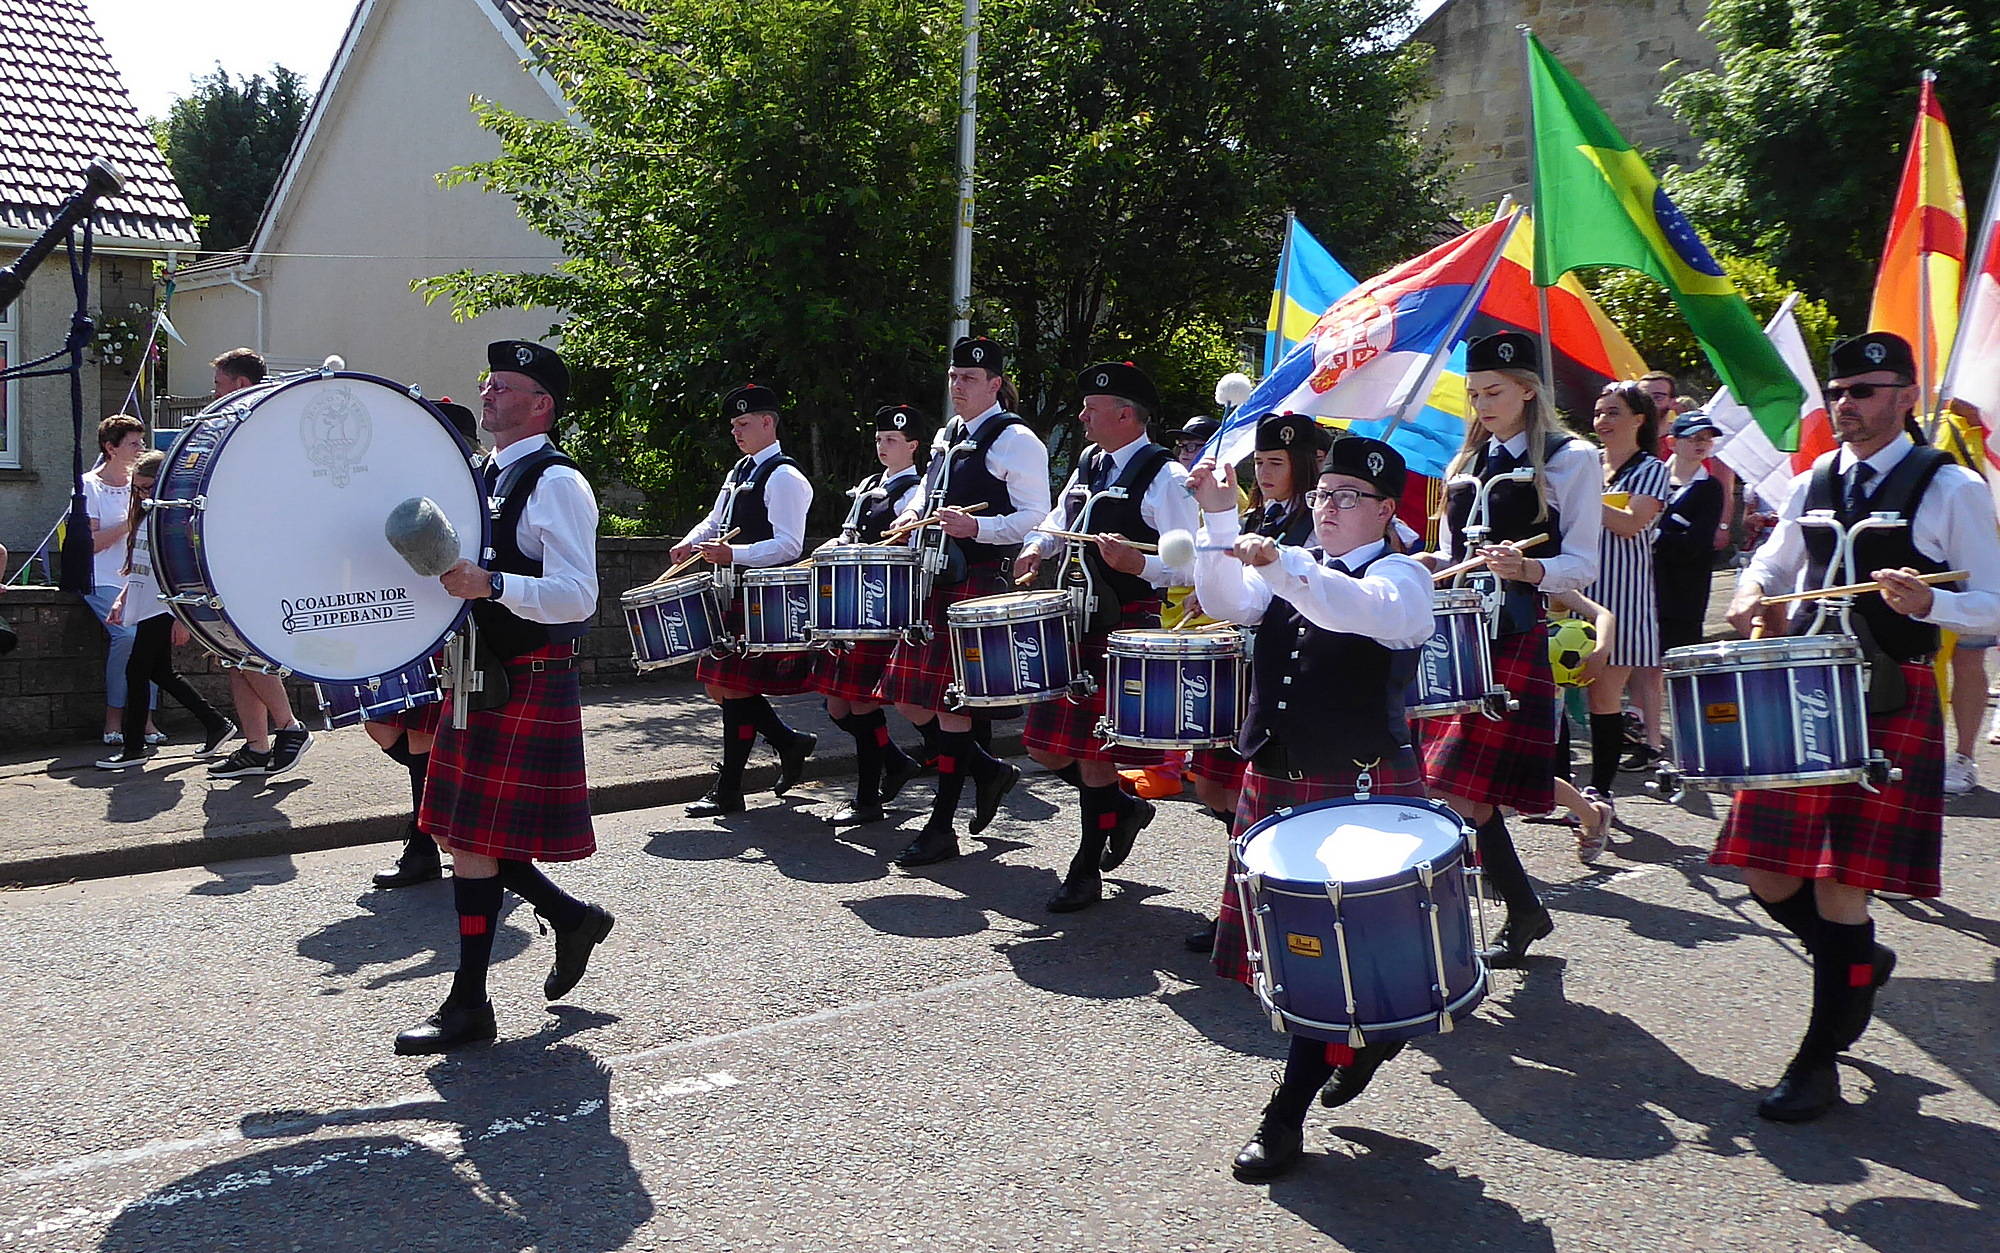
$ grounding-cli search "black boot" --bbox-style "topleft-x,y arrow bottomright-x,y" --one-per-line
394,999 -> 497,1055
896,824 -> 960,868
1319,1040 -> 1407,1108
371,826 -> 442,889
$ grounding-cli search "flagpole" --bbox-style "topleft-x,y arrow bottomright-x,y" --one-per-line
946,0 -> 979,393
1379,211 -> 1525,440
1268,208 -> 1298,375
1519,26 -> 1559,409
1915,70 -> 1939,438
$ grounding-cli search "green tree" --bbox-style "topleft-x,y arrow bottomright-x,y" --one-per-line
1664,0 -> 2000,327
156,65 -> 312,251
1581,256 -> 1838,394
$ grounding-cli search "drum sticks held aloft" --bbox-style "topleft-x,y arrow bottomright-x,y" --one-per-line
659,528 -> 741,581
1430,534 -> 1552,585
1030,526 -> 1159,553
876,502 -> 988,542
1758,569 -> 1969,606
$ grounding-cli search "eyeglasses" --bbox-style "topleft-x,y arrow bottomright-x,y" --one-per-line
478,379 -> 547,397
1824,382 -> 1907,403
1305,487 -> 1389,510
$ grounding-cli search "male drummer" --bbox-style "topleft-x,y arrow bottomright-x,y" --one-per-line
203,346 -> 316,781
398,340 -> 613,1054
1720,331 -> 2000,1121
809,404 -> 931,826
672,384 -> 818,817
1014,361 -> 1197,911
878,337 -> 1051,867
1191,434 -> 1436,1181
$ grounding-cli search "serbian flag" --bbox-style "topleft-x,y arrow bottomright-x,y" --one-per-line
1207,214 -> 1519,477
1869,72 -> 1966,411
1707,295 -> 1831,511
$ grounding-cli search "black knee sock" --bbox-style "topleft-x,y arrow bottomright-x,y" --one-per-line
1754,882 -> 1825,955
447,874 -> 504,1006
745,695 -> 798,750
1475,813 -> 1539,915
871,716 -> 917,773
496,858 -> 589,931
1588,713 -> 1624,794
1796,917 -> 1875,1069
926,728 -> 972,828
381,733 -> 428,818
716,698 -> 758,794
1211,808 -> 1237,831
915,718 -> 943,759
1265,1035 -> 1339,1127
1053,761 -> 1084,789
1555,716 -> 1575,785
847,710 -> 887,808
1072,784 -> 1119,878
971,716 -> 993,751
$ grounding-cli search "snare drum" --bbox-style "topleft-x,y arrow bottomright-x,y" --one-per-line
1662,635 -> 1872,789
1235,796 -> 1487,1046
944,590 -> 1078,708
1407,588 -> 1499,719
623,573 -> 725,670
811,545 -> 925,639
1097,628 -> 1246,748
316,657 -> 442,730
739,566 -> 813,654
151,374 -> 486,682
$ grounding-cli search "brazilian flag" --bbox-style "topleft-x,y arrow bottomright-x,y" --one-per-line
1526,33 -> 1804,450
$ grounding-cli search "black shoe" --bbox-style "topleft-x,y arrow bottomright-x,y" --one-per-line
266,725 -> 314,778
968,759 -> 1020,835
1047,869 -> 1102,913
877,753 -> 925,804
1185,918 -> 1218,953
393,999 -> 497,1055
94,749 -> 157,770
774,732 -> 817,797
1099,797 -> 1157,872
199,718 -> 238,758
895,825 -> 960,868
1319,1040 -> 1407,1108
1757,1062 -> 1840,1122
687,789 -> 745,818
1618,743 -> 1661,772
1480,906 -> 1554,968
826,804 -> 886,827
1231,1119 -> 1304,1182
207,745 -> 273,778
544,904 -> 615,1001
371,835 -> 442,889
1833,943 -> 1897,1052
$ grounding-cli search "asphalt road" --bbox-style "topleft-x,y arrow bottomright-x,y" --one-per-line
1,768 -> 1995,1252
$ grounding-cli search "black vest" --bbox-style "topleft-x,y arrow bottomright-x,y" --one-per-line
472,445 -> 592,661
719,451 -> 800,545
934,412 -> 1028,567
1796,445 -> 1956,662
842,468 -> 920,542
1252,499 -> 1315,545
1444,433 -> 1570,636
1238,545 -> 1419,771
1057,441 -> 1174,623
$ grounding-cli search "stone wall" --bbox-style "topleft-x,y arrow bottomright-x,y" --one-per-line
1408,0 -> 1716,210
0,536 -> 695,748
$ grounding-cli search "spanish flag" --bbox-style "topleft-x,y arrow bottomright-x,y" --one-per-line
1868,71 -> 1966,417
1525,32 -> 1803,448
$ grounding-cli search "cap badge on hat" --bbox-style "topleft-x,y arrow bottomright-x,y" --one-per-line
892,412 -> 907,429
734,398 -> 749,413
1366,450 -> 1385,476
1094,371 -> 1110,388
971,345 -> 987,363
1865,342 -> 1887,364
515,345 -> 534,367
1280,424 -> 1296,445
1497,342 -> 1516,363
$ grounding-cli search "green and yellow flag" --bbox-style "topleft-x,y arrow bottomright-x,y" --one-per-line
1526,33 -> 1804,450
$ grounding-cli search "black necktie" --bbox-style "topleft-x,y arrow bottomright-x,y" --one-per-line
1488,442 -> 1520,475
482,460 -> 500,495
1088,451 -> 1112,493
1844,462 -> 1876,514
733,456 -> 754,482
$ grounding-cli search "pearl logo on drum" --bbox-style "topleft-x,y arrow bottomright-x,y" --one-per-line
1180,672 -> 1209,733
1797,687 -> 1834,765
280,585 -> 416,635
299,385 -> 373,488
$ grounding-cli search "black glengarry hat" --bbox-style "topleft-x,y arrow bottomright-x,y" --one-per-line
1320,434 -> 1406,499
1829,332 -> 1917,381
1077,360 -> 1160,413
952,336 -> 1006,371
1465,331 -> 1540,375
1254,411 -> 1328,452
721,383 -> 782,419
873,404 -> 928,438
486,340 -> 569,407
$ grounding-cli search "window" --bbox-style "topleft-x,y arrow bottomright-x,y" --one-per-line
0,299 -> 17,469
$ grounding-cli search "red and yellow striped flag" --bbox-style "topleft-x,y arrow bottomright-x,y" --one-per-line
1868,72 -> 1966,412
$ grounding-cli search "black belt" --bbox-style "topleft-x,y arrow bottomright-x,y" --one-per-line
1251,742 -> 1410,781
505,648 -> 579,673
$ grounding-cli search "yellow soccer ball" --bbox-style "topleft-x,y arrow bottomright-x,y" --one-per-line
1549,614 -> 1598,686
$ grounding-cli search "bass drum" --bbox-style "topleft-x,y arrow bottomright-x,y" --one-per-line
150,372 -> 488,683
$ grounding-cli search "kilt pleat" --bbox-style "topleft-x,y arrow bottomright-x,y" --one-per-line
1417,625 -> 1559,814
695,600 -> 816,694
874,565 -> 1011,713
1713,662 -> 1945,897
811,639 -> 896,704
1188,746 -> 1247,789
1023,603 -> 1165,766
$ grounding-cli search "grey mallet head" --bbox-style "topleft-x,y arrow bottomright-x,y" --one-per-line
385,496 -> 460,577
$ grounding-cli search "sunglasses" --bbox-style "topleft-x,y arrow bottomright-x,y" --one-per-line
1823,382 -> 1907,403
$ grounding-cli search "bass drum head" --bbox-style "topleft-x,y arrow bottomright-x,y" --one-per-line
196,373 -> 486,682
1241,797 -> 1467,889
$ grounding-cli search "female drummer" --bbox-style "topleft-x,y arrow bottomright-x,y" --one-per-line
1582,382 -> 1670,802
1182,411 -> 1327,953
1419,331 -> 1601,968
1192,435 -> 1436,1182
809,405 -> 931,826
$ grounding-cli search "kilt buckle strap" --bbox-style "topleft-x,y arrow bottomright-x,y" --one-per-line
519,654 -> 579,673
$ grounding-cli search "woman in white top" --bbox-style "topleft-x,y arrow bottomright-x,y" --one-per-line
81,415 -> 158,744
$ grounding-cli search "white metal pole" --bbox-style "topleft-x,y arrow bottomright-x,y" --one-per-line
947,0 -> 979,350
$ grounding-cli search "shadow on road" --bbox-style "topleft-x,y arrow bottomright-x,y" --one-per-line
1268,1126 -> 1556,1252
295,887 -> 532,990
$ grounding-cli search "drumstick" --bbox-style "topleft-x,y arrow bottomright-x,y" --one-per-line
1029,526 -> 1160,554
659,528 -> 741,582
1758,569 -> 1968,607
876,502 -> 989,543
1430,533 -> 1551,584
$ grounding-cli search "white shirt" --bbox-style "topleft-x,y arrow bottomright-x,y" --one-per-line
120,521 -> 167,624
905,402 -> 1052,545
1195,512 -> 1435,648
488,434 -> 601,625
837,471 -> 921,543
1431,433 -> 1603,594
678,441 -> 813,567
82,468 -> 132,589
1745,436 -> 2000,635
1025,435 -> 1199,587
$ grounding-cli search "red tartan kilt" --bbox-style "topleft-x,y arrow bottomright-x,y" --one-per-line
1713,662 -> 1945,897
695,601 -> 817,694
1211,753 -> 1428,985
1417,625 -> 1559,814
874,565 -> 1011,713
422,644 -> 594,862
1024,603 -> 1166,766
811,639 -> 896,704
1188,746 -> 1247,789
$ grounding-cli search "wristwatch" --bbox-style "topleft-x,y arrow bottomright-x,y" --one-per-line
487,571 -> 505,599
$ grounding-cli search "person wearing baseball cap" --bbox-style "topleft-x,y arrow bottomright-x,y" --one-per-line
1653,409 -> 1728,661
